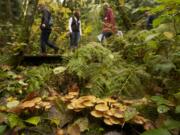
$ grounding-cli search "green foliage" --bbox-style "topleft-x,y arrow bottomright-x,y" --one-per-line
141,128 -> 171,135
124,107 -> 137,121
8,114 -> 25,129
24,65 -> 52,92
0,125 -> 7,135
67,42 -> 149,98
151,96 -> 172,106
0,0 -> 180,134
25,116 -> 41,126
175,105 -> 180,113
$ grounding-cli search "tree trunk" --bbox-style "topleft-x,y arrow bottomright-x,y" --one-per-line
116,0 -> 132,30
6,0 -> 13,21
23,0 -> 39,53
62,0 -> 66,7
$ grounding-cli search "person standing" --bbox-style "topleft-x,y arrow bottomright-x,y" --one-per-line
69,10 -> 82,49
38,4 -> 59,55
145,11 -> 155,30
101,3 -> 116,42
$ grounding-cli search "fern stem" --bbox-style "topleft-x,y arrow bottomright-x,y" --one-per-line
118,70 -> 132,95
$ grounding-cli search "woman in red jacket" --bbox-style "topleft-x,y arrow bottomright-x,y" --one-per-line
101,3 -> 116,42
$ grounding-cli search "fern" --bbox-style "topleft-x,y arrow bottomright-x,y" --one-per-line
24,65 -> 52,92
67,42 -> 150,98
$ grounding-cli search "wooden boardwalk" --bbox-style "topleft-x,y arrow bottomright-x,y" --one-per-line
20,54 -> 64,66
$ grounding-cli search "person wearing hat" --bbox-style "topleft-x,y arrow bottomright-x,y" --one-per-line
68,9 -> 82,49
37,4 -> 59,55
101,3 -> 116,42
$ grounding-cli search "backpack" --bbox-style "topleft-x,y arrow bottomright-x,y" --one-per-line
49,15 -> 53,26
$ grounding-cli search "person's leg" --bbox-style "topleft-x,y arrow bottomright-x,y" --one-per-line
45,30 -> 59,51
70,32 -> 75,49
40,30 -> 47,54
104,32 -> 112,38
101,32 -> 106,43
74,32 -> 80,48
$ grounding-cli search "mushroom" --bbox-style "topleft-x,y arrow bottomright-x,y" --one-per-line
112,109 -> 124,118
110,117 -> 121,125
104,118 -> 113,126
78,96 -> 96,103
67,103 -> 74,110
83,101 -> 94,107
91,110 -> 104,118
68,92 -> 79,96
95,104 -> 109,112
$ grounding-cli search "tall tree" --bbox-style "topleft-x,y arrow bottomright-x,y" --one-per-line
23,0 -> 39,46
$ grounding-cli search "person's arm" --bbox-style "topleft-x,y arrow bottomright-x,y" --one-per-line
79,20 -> 82,36
69,17 -> 73,33
42,10 -> 49,27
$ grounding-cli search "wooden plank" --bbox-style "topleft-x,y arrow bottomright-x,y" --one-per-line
20,54 -> 64,66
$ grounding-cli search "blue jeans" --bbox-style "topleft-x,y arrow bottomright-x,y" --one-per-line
70,32 -> 80,48
40,29 -> 59,53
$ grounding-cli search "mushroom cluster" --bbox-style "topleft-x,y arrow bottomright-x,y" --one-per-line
19,97 -> 52,110
62,94 -> 127,126
91,98 -> 126,125
67,95 -> 96,112
61,92 -> 79,102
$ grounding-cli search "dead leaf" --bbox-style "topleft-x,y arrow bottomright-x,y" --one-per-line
163,32 -> 174,39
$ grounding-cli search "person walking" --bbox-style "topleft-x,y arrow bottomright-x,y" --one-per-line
69,9 -> 82,49
38,4 -> 59,55
101,3 -> 116,42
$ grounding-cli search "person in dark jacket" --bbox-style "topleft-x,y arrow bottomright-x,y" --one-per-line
68,9 -> 82,49
145,11 -> 155,30
38,4 -> 59,55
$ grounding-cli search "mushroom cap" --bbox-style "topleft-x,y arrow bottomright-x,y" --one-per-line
104,98 -> 117,103
112,109 -> 124,118
83,101 -> 95,107
109,117 -> 121,125
78,96 -> 96,103
46,96 -> 58,101
20,97 -> 42,108
64,94 -> 75,100
67,103 -> 74,110
68,92 -> 79,96
91,110 -> 104,118
104,114 -> 111,118
104,118 -> 113,126
32,97 -> 42,104
74,109 -> 81,112
20,101 -> 35,108
95,104 -> 109,112
96,98 -> 106,104
71,100 -> 85,109
105,110 -> 114,116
